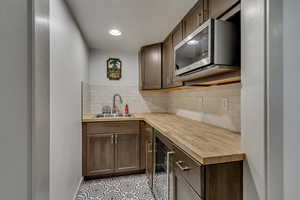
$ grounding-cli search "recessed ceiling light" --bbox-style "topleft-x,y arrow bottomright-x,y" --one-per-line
109,29 -> 122,36
187,40 -> 199,45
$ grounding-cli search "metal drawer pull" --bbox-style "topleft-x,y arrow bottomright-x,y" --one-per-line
176,161 -> 191,171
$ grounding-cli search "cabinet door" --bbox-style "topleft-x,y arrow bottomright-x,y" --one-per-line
203,0 -> 209,21
141,122 -> 154,186
86,134 -> 114,176
162,36 -> 172,89
172,23 -> 183,47
209,0 -> 240,18
140,129 -> 147,170
115,133 -> 140,172
141,43 -> 162,90
174,166 -> 203,200
183,0 -> 204,38
163,35 -> 183,89
141,121 -> 153,170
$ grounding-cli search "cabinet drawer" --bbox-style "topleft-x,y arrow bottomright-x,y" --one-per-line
174,166 -> 203,200
87,121 -> 139,135
174,146 -> 204,197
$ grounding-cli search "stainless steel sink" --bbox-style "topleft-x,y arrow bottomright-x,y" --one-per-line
96,113 -> 133,118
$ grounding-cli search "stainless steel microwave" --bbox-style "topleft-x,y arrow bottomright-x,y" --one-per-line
174,19 -> 238,80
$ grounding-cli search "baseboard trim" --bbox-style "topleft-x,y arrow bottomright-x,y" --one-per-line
73,176 -> 83,200
83,170 -> 146,180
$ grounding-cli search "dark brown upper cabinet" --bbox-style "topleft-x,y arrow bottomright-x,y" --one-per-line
203,0 -> 210,21
162,35 -> 182,89
138,0 -> 242,91
182,0 -> 206,39
162,36 -> 172,89
209,0 -> 240,19
172,22 -> 183,48
139,43 -> 162,90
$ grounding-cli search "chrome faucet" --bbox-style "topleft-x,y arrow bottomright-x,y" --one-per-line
112,94 -> 123,114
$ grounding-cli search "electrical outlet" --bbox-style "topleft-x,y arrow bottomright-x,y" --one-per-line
222,98 -> 229,112
199,97 -> 203,107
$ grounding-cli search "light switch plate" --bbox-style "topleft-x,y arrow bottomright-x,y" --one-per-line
199,97 -> 204,107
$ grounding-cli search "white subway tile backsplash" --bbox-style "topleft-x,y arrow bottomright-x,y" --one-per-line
167,83 -> 241,132
84,83 -> 241,132
86,84 -> 168,114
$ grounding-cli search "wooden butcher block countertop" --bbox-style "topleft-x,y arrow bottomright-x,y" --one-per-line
83,113 -> 245,165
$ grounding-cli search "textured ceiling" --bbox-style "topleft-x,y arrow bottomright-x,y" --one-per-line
65,0 -> 197,52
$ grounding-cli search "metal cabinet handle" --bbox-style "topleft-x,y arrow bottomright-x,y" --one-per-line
115,134 -> 118,144
111,135 -> 114,144
176,161 -> 191,171
148,142 -> 152,153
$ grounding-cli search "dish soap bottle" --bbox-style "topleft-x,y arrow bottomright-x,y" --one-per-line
125,104 -> 129,115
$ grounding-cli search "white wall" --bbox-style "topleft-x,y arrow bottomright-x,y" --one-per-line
88,49 -> 168,114
50,0 -> 89,199
89,49 -> 138,86
283,1 -> 300,199
0,1 -> 31,199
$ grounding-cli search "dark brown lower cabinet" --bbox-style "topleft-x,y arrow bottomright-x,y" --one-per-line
174,162 -> 243,200
173,145 -> 242,200
86,134 -> 115,176
115,133 -> 140,172
140,121 -> 154,187
83,121 -> 141,178
140,125 -> 147,170
205,162 -> 243,200
83,121 -> 242,200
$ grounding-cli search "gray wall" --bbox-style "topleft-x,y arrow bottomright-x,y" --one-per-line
49,0 -> 89,199
266,0 -> 283,199
0,0 -> 32,200
241,0 -> 267,199
32,0 -> 50,199
283,1 -> 300,199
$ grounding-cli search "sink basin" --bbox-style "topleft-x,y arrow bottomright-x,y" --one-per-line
96,113 -> 133,118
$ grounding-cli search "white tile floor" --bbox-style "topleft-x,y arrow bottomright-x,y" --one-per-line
75,174 -> 155,200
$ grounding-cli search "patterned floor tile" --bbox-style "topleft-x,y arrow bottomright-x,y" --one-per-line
75,174 -> 155,200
